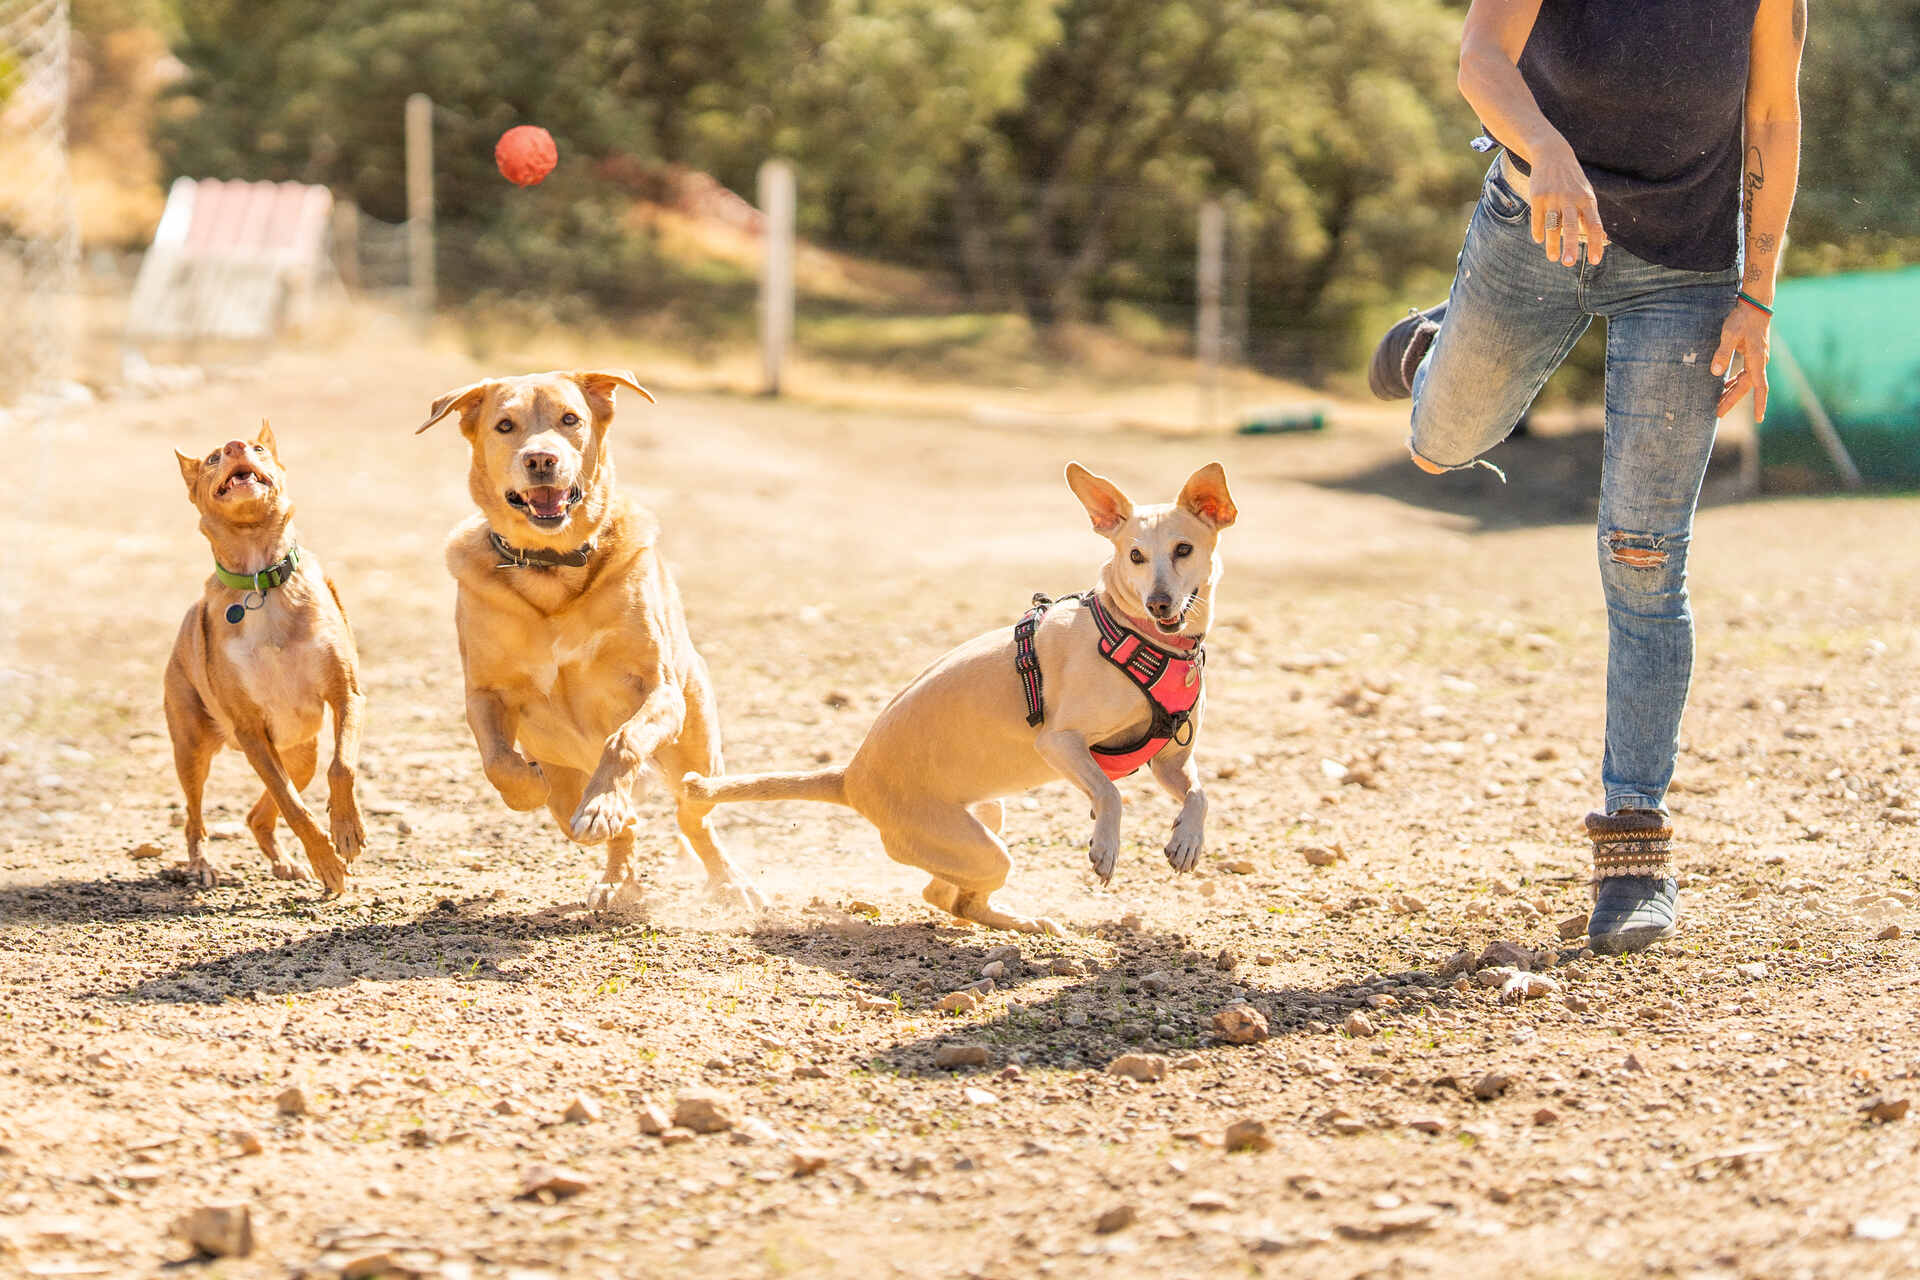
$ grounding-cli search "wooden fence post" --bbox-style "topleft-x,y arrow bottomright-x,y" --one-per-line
405,93 -> 436,321
1196,199 -> 1225,430
759,159 -> 796,396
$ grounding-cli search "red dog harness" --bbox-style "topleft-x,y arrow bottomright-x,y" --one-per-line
1013,592 -> 1204,780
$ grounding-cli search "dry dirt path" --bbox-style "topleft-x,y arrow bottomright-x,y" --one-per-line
2,325 -> 1917,1279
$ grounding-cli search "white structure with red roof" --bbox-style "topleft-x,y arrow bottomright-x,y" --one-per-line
126,178 -> 335,343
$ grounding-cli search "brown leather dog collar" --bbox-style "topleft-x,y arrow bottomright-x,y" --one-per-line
489,529 -> 594,570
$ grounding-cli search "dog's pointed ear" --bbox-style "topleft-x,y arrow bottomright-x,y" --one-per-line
417,381 -> 491,435
1176,461 -> 1237,530
571,369 -> 655,422
174,449 -> 202,496
254,419 -> 280,462
1065,461 -> 1134,536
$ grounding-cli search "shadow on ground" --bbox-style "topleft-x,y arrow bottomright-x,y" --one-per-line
113,901 -> 600,1004
753,921 -> 1461,1074
1317,425 -> 1745,531
0,869 -> 237,928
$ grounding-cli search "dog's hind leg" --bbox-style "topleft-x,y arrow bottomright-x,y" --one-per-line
920,801 -> 1007,919
245,739 -> 317,882
884,802 -> 1064,937
542,763 -> 639,913
164,672 -> 223,888
655,691 -> 766,911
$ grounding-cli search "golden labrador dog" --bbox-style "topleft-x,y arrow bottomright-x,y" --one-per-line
418,369 -> 760,911
688,462 -> 1237,935
164,423 -> 365,892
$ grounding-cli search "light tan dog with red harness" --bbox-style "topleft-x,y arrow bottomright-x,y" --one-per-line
164,423 -> 365,893
688,462 -> 1236,935
418,369 -> 761,912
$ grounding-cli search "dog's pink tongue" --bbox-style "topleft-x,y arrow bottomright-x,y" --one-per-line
524,486 -> 568,518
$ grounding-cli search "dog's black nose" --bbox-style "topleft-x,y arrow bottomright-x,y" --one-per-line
521,450 -> 559,479
1146,591 -> 1174,615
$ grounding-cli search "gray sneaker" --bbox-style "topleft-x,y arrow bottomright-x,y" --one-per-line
1367,303 -> 1446,400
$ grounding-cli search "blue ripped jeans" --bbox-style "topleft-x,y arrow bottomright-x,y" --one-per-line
1411,163 -> 1739,816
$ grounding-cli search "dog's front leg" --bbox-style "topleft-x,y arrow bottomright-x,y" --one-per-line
467,689 -> 549,811
1035,729 -> 1126,884
572,681 -> 686,844
230,727 -> 346,893
1149,742 -> 1206,873
326,679 -> 367,865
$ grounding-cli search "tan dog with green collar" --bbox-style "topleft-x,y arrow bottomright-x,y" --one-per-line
163,422 -> 365,892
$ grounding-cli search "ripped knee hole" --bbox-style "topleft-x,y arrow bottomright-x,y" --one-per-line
1606,531 -> 1669,569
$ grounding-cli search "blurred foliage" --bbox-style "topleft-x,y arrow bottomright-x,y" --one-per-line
133,0 -> 1920,381
1789,0 -> 1920,267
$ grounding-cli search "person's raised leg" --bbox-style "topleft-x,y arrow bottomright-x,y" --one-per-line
1584,263 -> 1736,952
1390,167 -> 1592,473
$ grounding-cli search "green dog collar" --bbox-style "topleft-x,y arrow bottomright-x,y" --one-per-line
214,545 -> 299,624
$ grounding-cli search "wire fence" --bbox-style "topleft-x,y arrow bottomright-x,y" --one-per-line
0,0 -> 78,404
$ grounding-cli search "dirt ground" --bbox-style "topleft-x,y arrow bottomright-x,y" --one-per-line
2,312 -> 1917,1280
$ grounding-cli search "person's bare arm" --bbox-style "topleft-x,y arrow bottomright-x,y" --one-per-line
1459,0 -> 1606,266
1712,0 -> 1806,421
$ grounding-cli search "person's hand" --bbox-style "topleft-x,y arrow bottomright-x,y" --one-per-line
1711,300 -> 1771,420
1527,139 -> 1606,267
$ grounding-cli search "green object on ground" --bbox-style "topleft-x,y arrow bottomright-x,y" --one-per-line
1762,267 -> 1920,487
1238,409 -> 1326,435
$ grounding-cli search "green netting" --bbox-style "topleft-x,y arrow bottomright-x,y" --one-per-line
1761,266 -> 1920,487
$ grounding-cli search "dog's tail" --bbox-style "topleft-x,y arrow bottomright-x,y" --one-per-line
683,767 -> 850,808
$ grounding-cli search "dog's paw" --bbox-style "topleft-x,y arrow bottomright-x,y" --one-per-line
571,790 -> 637,845
330,809 -> 366,866
709,876 -> 768,913
266,857 -> 312,883
1164,822 -> 1204,873
1036,916 -> 1068,938
1087,839 -> 1120,883
489,756 -> 550,812
165,856 -> 223,888
304,841 -> 349,896
1087,822 -> 1121,884
587,875 -> 644,914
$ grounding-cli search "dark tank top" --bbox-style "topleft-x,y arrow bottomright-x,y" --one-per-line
1499,0 -> 1761,272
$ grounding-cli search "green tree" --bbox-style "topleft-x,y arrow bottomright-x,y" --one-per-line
1791,0 -> 1920,268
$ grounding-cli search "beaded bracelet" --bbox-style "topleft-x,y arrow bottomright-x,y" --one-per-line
1736,290 -> 1774,317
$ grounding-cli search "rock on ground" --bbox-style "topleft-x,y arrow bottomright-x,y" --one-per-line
673,1089 -> 737,1134
1108,1053 -> 1168,1083
172,1204 -> 253,1258
1212,1004 -> 1270,1045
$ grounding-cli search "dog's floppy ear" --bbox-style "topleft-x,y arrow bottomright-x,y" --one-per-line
254,419 -> 280,462
1176,461 -> 1237,530
1065,461 -> 1134,536
570,369 -> 656,421
416,380 -> 491,435
174,449 -> 203,496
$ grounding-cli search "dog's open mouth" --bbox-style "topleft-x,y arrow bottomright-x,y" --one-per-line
1147,595 -> 1196,637
507,484 -> 583,528
215,466 -> 271,498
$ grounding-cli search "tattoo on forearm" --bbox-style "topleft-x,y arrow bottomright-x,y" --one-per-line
1744,145 -> 1766,263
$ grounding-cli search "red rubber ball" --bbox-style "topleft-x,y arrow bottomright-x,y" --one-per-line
495,125 -> 557,187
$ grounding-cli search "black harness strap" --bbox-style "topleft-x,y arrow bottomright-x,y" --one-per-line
1013,592 -> 1058,726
